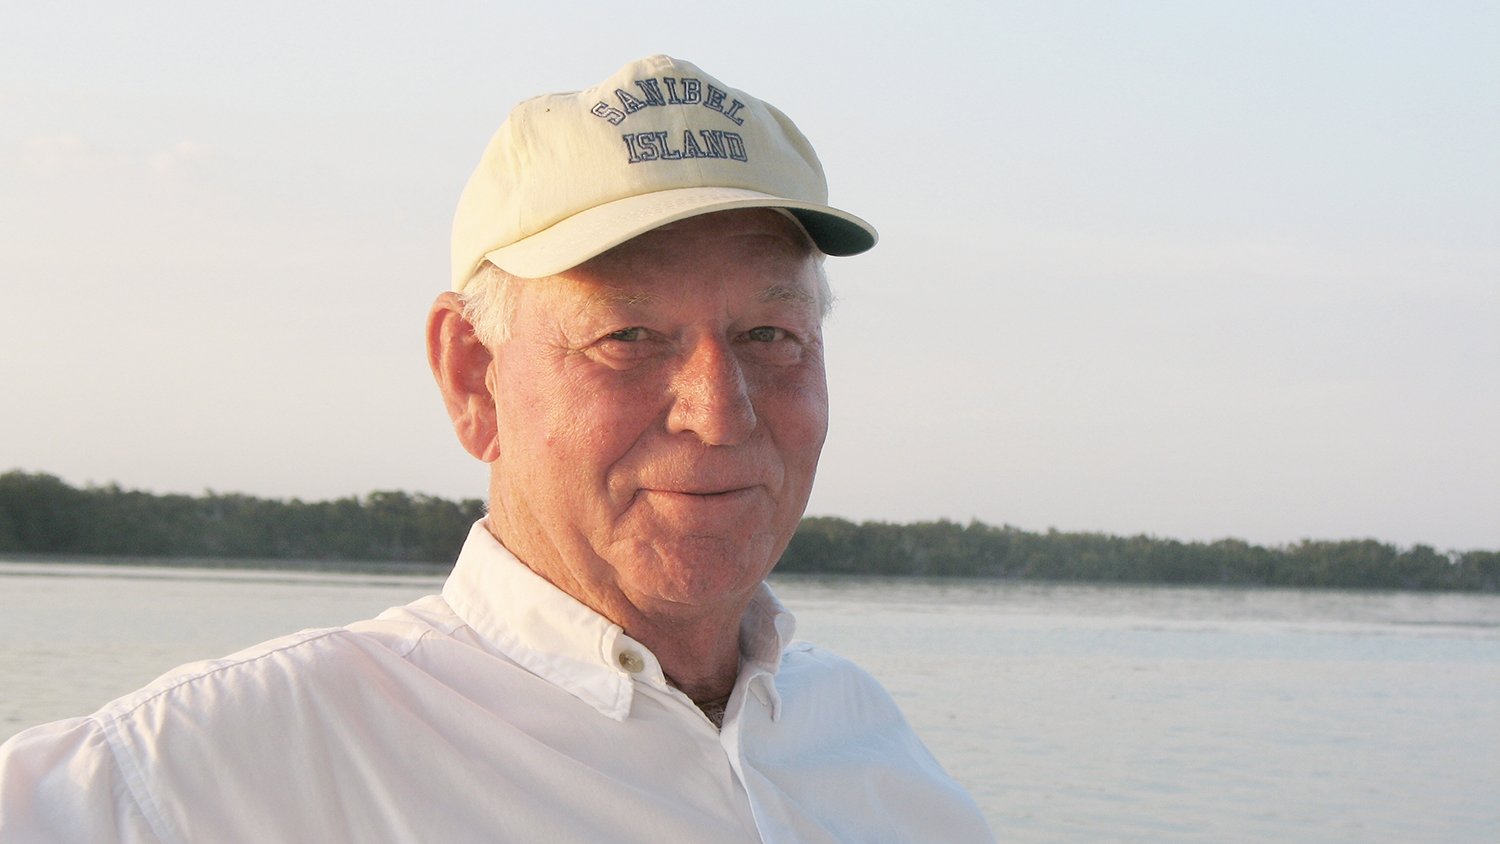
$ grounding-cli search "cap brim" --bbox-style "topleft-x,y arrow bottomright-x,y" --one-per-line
484,187 -> 877,279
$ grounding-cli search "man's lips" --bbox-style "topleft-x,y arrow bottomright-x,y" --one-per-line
624,487 -> 777,527
642,486 -> 760,498
631,486 -> 775,511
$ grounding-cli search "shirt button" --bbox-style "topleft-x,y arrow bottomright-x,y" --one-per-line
617,650 -> 645,674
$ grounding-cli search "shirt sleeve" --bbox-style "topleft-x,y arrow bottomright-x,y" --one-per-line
0,717 -> 163,844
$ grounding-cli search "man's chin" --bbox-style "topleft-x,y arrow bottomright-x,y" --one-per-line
617,533 -> 781,608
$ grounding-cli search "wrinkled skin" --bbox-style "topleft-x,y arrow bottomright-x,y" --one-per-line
427,209 -> 827,700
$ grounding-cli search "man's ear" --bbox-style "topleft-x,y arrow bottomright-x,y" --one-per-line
426,292 -> 502,463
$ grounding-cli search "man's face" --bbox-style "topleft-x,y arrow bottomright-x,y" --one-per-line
483,209 -> 828,625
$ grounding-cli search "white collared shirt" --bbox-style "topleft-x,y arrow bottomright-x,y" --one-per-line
0,523 -> 995,843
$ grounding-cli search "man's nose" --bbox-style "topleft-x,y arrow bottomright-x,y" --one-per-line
666,337 -> 756,445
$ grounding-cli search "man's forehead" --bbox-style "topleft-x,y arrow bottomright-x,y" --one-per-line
573,281 -> 817,313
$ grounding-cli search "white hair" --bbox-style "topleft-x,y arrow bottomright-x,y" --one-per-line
459,261 -> 526,347
459,252 -> 834,347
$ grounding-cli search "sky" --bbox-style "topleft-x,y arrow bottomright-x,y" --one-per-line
2,1 -> 1496,551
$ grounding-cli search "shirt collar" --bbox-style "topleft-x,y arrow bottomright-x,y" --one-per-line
441,521 -> 795,722
738,579 -> 795,720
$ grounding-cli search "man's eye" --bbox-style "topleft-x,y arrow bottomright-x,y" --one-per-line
746,326 -> 785,342
605,327 -> 645,342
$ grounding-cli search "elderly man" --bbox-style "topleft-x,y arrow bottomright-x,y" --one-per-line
0,56 -> 994,843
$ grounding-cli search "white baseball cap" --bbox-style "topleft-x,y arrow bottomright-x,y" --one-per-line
450,54 -> 878,290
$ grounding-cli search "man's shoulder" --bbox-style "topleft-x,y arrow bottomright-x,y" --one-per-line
779,641 -> 891,695
773,641 -> 915,732
0,598 -> 463,844
44,593 -> 458,746
746,641 -> 996,842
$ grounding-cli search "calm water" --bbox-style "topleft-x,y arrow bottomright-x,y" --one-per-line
2,560 -> 1496,843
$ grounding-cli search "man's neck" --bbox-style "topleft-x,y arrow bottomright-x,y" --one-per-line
481,516 -> 759,709
629,612 -> 744,705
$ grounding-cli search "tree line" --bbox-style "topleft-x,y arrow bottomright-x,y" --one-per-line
2,471 -> 1496,590
778,517 -> 1498,591
0,471 -> 484,566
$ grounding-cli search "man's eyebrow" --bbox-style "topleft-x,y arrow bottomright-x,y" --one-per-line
757,284 -> 817,307
577,285 -> 815,312
579,288 -> 656,311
